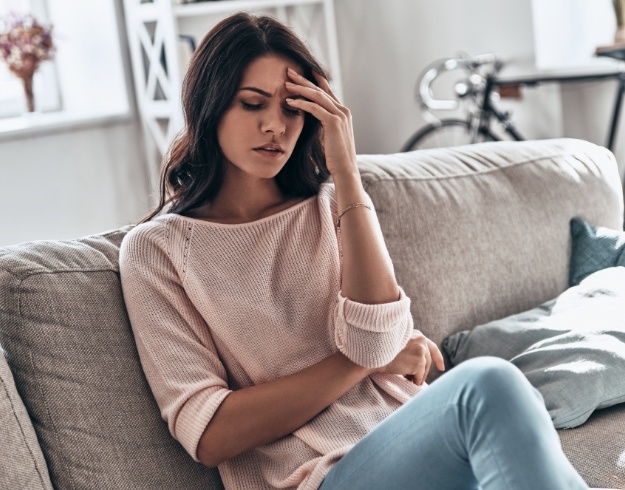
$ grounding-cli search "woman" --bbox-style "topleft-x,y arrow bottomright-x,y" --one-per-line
120,12 -> 588,490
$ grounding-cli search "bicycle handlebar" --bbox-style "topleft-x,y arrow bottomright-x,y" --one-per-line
418,53 -> 503,111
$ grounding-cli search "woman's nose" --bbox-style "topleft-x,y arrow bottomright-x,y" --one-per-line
261,106 -> 286,135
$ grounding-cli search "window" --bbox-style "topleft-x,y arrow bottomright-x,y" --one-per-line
0,0 -> 130,136
531,0 -> 616,69
0,0 -> 61,117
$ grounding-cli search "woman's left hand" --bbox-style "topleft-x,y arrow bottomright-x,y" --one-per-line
285,68 -> 358,179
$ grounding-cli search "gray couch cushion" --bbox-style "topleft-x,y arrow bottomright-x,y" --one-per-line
0,229 -> 223,490
0,352 -> 53,490
559,403 -> 625,488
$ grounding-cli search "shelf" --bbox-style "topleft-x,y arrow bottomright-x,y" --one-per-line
124,0 -> 341,175
0,110 -> 132,141
496,58 -> 625,85
173,0 -> 323,17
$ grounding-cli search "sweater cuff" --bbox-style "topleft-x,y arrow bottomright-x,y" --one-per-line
334,287 -> 413,368
174,387 -> 232,462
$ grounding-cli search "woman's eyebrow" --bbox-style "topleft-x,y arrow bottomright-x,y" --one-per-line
239,86 -> 304,100
239,87 -> 271,97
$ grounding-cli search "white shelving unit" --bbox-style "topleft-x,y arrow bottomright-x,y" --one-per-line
123,0 -> 342,179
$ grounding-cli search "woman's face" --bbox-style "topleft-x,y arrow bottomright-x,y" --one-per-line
217,55 -> 306,182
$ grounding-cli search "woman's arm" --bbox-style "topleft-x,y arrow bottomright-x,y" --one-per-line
197,351 -> 371,467
199,330 -> 445,467
285,69 -> 399,304
333,173 -> 400,304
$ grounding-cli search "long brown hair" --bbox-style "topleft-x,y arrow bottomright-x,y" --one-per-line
142,13 -> 330,222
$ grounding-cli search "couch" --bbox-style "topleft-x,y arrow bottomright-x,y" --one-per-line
1,138 -> 624,489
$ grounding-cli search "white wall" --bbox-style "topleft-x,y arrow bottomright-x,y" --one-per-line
0,0 -> 151,247
0,120 -> 149,246
531,0 -> 615,69
1,0 -> 623,246
529,0 -> 625,179
334,0 -> 625,182
334,0 -> 540,153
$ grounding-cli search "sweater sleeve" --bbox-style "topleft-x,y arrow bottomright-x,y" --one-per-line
333,287 -> 413,368
119,222 -> 231,462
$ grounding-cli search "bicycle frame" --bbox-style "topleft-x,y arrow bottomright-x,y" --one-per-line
411,52 -> 625,152
475,74 -> 525,143
416,55 -> 526,145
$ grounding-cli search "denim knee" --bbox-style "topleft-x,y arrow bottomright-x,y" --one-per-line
456,356 -> 536,406
459,356 -> 521,380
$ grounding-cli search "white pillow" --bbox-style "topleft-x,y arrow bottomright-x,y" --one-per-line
443,267 -> 625,428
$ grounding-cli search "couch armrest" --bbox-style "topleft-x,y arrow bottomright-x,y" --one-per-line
0,350 -> 53,489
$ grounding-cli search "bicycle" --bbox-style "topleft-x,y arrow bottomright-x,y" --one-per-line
400,53 -> 524,152
400,51 -> 625,152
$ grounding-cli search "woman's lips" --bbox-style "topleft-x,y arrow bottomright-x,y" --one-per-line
253,148 -> 285,159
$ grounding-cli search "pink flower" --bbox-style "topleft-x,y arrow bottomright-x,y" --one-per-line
0,12 -> 54,80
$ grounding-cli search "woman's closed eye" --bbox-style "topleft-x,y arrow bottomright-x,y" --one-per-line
241,101 -> 263,111
241,101 -> 302,117
283,105 -> 302,117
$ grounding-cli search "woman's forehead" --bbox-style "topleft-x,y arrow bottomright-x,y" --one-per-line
239,55 -> 304,87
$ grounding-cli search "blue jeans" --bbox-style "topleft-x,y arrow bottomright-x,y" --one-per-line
318,357 -> 588,490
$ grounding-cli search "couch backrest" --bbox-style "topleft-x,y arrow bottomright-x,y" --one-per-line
0,138 -> 621,489
358,138 -> 623,357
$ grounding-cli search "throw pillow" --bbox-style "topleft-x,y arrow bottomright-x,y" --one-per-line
569,218 -> 625,286
443,266 -> 625,429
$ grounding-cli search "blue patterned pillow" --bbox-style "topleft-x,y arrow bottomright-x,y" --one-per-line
569,218 -> 625,286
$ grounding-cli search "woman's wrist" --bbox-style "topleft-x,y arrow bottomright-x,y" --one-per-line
333,351 -> 377,377
332,170 -> 368,206
331,167 -> 361,186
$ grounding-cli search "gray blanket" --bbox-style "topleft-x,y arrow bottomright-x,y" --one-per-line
443,267 -> 625,428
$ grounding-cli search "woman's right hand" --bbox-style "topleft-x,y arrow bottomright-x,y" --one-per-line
375,330 -> 446,385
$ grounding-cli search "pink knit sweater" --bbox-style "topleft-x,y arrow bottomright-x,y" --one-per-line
119,182 -> 423,490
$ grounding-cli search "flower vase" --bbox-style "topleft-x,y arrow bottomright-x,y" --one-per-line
21,74 -> 35,113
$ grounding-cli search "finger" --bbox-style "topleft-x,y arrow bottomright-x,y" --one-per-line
415,364 -> 425,386
286,97 -> 336,124
286,68 -> 345,114
311,72 -> 350,117
429,340 -> 446,372
287,67 -> 319,89
418,348 -> 431,385
285,81 -> 340,115
312,71 -> 340,103
422,350 -> 432,384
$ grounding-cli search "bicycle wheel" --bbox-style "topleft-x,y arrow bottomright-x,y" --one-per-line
400,119 -> 496,151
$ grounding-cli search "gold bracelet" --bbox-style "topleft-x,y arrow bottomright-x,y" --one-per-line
335,202 -> 372,229
335,202 -> 372,288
